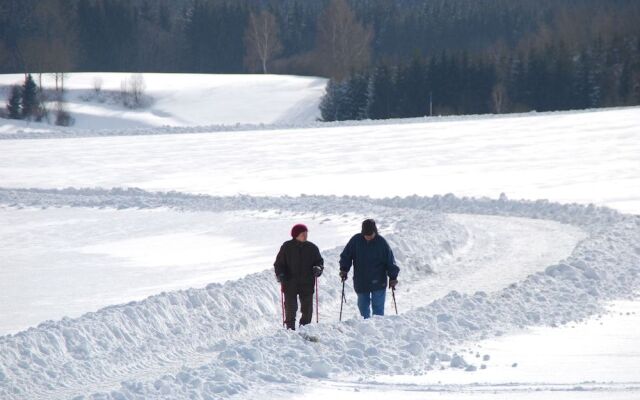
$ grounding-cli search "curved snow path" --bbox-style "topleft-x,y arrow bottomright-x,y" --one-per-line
408,214 -> 585,307
339,213 -> 585,321
0,188 -> 586,400
0,207 -> 364,334
92,193 -> 637,400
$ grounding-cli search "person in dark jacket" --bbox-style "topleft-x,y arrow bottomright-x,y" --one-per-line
339,219 -> 399,319
274,224 -> 324,330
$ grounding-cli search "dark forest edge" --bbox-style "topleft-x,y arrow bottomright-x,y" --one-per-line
1,0 -> 639,121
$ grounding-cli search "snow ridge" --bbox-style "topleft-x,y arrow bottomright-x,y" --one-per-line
0,188 -> 466,400
0,188 -> 638,400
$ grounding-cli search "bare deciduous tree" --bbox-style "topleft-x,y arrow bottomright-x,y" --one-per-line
20,1 -> 75,90
491,83 -> 508,114
315,0 -> 373,80
120,73 -> 147,108
244,10 -> 282,74
54,98 -> 73,126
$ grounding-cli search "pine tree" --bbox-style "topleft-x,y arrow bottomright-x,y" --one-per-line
21,74 -> 40,120
395,56 -> 428,118
6,85 -> 22,119
345,72 -> 370,120
320,79 -> 347,121
367,64 -> 395,119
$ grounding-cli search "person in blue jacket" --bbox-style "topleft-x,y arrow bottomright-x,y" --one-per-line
339,219 -> 399,318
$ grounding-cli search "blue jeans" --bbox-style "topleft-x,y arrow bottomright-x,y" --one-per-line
357,289 -> 386,319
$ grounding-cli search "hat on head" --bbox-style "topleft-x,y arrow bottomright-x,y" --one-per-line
291,224 -> 308,238
361,219 -> 378,236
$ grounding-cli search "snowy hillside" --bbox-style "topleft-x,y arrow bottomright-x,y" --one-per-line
0,73 -> 327,131
0,79 -> 639,400
1,106 -> 638,213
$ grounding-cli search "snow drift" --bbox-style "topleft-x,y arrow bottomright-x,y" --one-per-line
0,188 -> 638,400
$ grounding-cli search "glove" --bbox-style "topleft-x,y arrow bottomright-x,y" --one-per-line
276,273 -> 286,283
389,279 -> 398,289
339,270 -> 348,282
313,265 -> 323,277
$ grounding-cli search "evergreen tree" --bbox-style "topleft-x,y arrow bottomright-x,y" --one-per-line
345,71 -> 370,120
367,64 -> 395,119
320,79 -> 348,121
21,74 -> 40,120
6,85 -> 22,119
395,56 -> 428,118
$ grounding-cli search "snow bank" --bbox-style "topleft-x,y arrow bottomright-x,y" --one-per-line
0,188 -> 466,399
0,188 -> 638,399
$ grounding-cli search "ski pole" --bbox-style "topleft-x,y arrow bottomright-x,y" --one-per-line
339,280 -> 345,321
281,283 -> 286,328
315,276 -> 319,323
391,286 -> 398,315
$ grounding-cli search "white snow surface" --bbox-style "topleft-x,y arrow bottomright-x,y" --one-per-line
0,106 -> 638,214
0,73 -> 326,130
1,75 -> 639,400
0,188 -> 638,400
312,300 -> 640,399
0,206 -> 362,334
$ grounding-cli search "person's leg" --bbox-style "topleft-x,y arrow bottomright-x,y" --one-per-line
371,289 -> 386,316
357,292 -> 372,319
284,289 -> 298,330
299,291 -> 313,326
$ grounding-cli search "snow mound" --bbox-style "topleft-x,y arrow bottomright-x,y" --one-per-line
0,189 -> 638,399
0,188 -> 465,399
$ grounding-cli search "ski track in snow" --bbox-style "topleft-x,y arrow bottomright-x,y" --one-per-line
0,188 -> 638,400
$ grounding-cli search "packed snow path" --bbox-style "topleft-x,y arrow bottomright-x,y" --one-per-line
1,188 -> 636,400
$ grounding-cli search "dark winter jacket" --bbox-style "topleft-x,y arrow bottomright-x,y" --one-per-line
274,239 -> 324,293
339,234 -> 399,293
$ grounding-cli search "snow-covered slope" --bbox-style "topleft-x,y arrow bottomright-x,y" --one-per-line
0,106 -> 638,214
0,73 -> 326,130
0,77 -> 639,400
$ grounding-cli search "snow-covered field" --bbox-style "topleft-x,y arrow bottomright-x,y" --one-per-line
0,73 -> 639,400
0,73 -> 326,131
1,106 -> 638,213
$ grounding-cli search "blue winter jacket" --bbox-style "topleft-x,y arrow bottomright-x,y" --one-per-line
339,234 -> 399,293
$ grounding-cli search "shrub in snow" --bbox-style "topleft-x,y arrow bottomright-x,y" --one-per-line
54,101 -> 74,127
6,85 -> 22,119
120,73 -> 148,109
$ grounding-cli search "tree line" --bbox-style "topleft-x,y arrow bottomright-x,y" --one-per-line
1,0 -> 639,119
321,35 -> 640,120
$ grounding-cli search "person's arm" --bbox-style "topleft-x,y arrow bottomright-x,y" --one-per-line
385,240 -> 400,280
339,236 -> 355,273
273,244 -> 287,281
312,244 -> 324,276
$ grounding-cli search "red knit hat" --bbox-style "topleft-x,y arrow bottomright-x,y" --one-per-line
291,224 -> 308,238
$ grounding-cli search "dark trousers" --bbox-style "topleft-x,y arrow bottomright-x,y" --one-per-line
284,289 -> 313,330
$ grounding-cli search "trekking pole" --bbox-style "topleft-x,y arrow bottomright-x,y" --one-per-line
315,276 -> 319,323
339,280 -> 345,321
391,286 -> 398,315
280,284 -> 286,328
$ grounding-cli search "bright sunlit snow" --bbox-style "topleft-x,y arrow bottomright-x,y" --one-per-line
0,73 -> 326,130
0,73 -> 638,400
